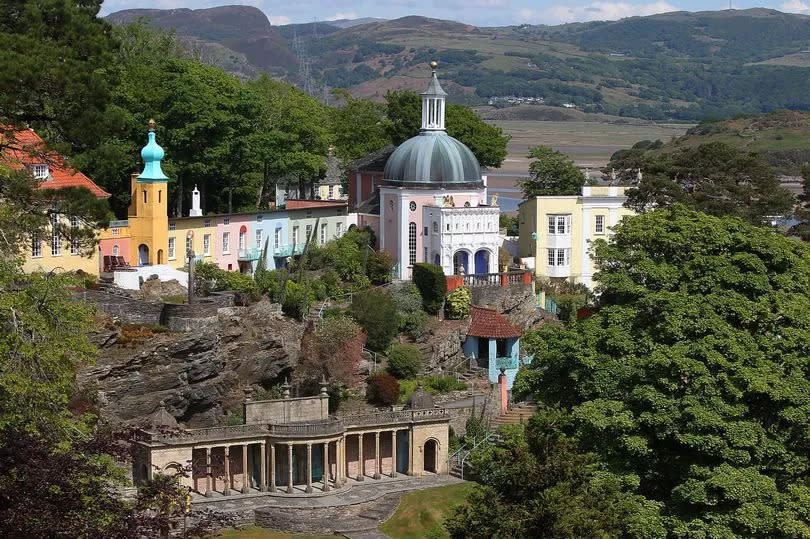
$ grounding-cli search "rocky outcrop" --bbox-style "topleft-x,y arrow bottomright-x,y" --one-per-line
418,319 -> 468,374
471,284 -> 553,331
80,299 -> 303,427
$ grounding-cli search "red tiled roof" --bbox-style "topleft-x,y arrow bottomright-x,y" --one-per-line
1,128 -> 110,198
467,306 -> 522,339
284,199 -> 347,210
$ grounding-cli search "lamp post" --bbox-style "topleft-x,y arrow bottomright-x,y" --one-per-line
186,230 -> 195,304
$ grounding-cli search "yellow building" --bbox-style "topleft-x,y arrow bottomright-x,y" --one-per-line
127,121 -> 169,266
23,215 -> 103,275
518,185 -> 635,288
167,216 -> 217,270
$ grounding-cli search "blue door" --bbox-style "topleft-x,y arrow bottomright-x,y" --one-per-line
453,251 -> 469,274
312,444 -> 324,482
474,250 -> 489,274
396,431 -> 409,474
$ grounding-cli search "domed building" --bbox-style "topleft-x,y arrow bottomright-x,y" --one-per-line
352,64 -> 501,280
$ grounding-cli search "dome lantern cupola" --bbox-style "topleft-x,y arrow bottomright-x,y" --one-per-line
421,61 -> 447,131
137,119 -> 169,182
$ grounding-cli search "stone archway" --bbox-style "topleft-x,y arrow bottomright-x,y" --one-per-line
474,249 -> 490,275
157,249 -> 164,265
424,439 -> 438,474
138,244 -> 149,266
453,251 -> 469,275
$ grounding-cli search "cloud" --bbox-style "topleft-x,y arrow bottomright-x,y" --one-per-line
519,1 -> 677,24
445,0 -> 509,6
329,11 -> 358,20
781,0 -> 810,13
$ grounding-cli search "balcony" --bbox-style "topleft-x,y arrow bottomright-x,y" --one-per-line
494,357 -> 519,370
272,244 -> 305,257
237,248 -> 261,261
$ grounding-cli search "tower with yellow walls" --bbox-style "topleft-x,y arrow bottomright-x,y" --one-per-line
128,120 -> 170,266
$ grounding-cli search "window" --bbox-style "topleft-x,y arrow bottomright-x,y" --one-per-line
496,339 -> 508,358
239,230 -> 246,250
305,225 -> 312,243
335,222 -> 343,237
203,234 -> 211,256
424,246 -> 428,262
185,236 -> 192,255
112,228 -> 119,237
408,222 -> 417,265
257,214 -> 263,223
168,237 -> 176,259
70,216 -> 80,255
169,222 -> 176,231
547,249 -> 570,266
204,218 -> 211,227
50,213 -> 61,256
255,229 -> 263,249
274,227 -> 281,249
548,215 -> 570,235
595,215 -> 605,234
292,226 -> 299,245
424,226 -> 428,236
224,217 -> 230,225
142,190 -> 147,204
222,232 -> 230,254
433,221 -> 438,233
31,231 -> 42,258
158,190 -> 161,203
320,223 -> 327,244
306,210 -> 313,218
328,185 -> 334,198
112,245 -> 119,257
31,164 -> 49,179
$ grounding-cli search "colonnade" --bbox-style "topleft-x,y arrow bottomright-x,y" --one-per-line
195,428 -> 412,496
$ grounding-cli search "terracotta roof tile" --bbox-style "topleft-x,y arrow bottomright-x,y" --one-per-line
1,128 -> 110,198
467,306 -> 522,339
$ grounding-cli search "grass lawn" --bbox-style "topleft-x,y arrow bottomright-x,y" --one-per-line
379,482 -> 476,539
217,527 -> 334,539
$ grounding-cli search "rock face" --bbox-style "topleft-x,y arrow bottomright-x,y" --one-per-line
471,284 -> 553,331
80,300 -> 303,427
418,319 -> 468,374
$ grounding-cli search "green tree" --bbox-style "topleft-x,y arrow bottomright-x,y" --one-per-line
515,206 -> 810,536
384,90 -> 510,168
520,146 -> 585,197
330,89 -> 391,161
386,343 -> 423,379
447,410 -> 665,538
351,288 -> 398,351
609,142 -> 794,225
789,164 -> 810,242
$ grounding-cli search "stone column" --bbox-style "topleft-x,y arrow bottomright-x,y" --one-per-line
323,441 -> 330,492
374,431 -> 381,479
391,430 -> 398,478
205,447 -> 213,497
223,446 -> 231,495
357,433 -> 364,481
241,444 -> 250,494
260,442 -> 267,492
408,429 -> 415,476
269,443 -> 276,492
306,443 -> 313,494
338,437 -> 345,484
287,443 -> 294,494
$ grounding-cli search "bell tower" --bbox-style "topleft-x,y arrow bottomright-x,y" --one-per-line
128,120 -> 170,266
421,61 -> 447,131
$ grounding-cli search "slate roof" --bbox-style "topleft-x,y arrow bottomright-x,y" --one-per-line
467,306 -> 522,339
346,144 -> 397,173
1,128 -> 111,198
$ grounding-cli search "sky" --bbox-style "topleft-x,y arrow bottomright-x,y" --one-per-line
98,0 -> 810,27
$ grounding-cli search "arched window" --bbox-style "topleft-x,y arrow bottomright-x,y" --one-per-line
408,222 -> 417,265
112,245 -> 119,257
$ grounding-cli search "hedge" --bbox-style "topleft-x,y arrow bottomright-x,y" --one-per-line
412,263 -> 447,315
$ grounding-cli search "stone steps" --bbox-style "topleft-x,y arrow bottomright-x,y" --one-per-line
491,404 -> 537,426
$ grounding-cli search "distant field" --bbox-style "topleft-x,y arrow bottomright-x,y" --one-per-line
490,120 -> 691,175
749,52 -> 810,67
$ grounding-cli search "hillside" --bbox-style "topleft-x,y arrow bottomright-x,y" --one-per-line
106,7 -> 810,121
653,110 -> 810,175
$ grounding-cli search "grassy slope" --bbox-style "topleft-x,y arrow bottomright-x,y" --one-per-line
379,482 -> 476,539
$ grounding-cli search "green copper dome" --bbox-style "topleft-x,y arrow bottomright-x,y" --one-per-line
383,131 -> 482,186
137,120 -> 169,182
383,64 -> 481,187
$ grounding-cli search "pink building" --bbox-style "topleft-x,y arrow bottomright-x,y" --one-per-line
215,214 -> 254,273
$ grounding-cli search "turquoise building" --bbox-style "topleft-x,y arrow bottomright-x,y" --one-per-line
463,306 -> 527,390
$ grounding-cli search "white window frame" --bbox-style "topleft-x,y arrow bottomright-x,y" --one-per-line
255,229 -> 263,249
50,213 -> 61,256
328,185 -> 334,198
239,230 -> 246,250
320,223 -> 327,244
548,214 -> 570,235
185,236 -> 192,255
335,222 -> 343,237
274,227 -> 281,249
222,232 -> 230,254
31,164 -> 49,179
203,234 -> 211,256
169,222 -> 176,231
31,231 -> 42,258
224,217 -> 230,225
111,228 -> 119,237
408,222 -> 417,266
292,226 -> 299,245
70,216 -> 80,255
547,248 -> 571,267
168,237 -> 176,260
204,218 -> 212,228
306,225 -> 312,242
595,215 -> 605,234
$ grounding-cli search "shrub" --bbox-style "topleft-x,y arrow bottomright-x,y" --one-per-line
465,415 -> 487,443
424,375 -> 467,393
281,280 -> 312,320
401,310 -> 429,341
194,261 -> 259,303
445,286 -> 472,320
386,343 -> 423,379
412,263 -> 447,314
366,373 -> 400,406
390,282 -> 423,314
255,268 -> 285,300
367,249 -> 394,285
351,288 -> 398,351
297,315 -> 366,389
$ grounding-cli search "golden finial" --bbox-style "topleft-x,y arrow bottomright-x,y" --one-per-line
148,118 -> 156,130
430,60 -> 438,70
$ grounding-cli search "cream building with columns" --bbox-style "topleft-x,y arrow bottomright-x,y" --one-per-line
134,381 -> 449,497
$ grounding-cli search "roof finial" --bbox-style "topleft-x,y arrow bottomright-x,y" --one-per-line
430,60 -> 438,71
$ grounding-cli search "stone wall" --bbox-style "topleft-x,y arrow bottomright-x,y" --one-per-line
244,395 -> 329,424
161,301 -> 219,332
75,289 -> 163,325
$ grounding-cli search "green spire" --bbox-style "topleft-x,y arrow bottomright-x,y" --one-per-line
137,119 -> 169,182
